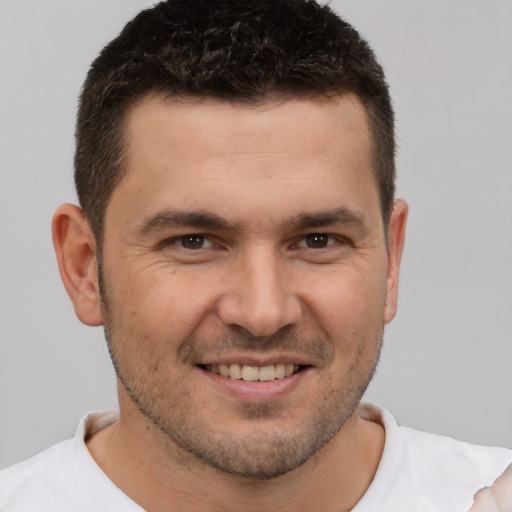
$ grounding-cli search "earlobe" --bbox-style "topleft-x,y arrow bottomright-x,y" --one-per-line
384,199 -> 408,324
52,204 -> 103,326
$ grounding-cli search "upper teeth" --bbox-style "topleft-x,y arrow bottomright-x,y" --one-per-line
206,363 -> 299,381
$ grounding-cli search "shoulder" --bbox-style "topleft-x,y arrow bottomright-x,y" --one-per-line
0,439 -> 78,510
356,403 -> 512,511
399,423 -> 512,486
361,402 -> 512,483
399,425 -> 512,510
0,410 -> 141,512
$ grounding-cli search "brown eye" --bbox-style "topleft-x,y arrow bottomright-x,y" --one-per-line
181,235 -> 206,249
304,233 -> 330,249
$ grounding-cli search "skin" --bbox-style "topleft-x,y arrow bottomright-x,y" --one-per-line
52,94 -> 408,511
469,464 -> 512,512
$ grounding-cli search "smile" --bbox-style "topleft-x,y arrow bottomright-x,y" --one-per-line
203,363 -> 302,381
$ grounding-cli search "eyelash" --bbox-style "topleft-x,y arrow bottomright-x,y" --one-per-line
165,234 -> 215,250
294,233 -> 336,249
163,233 -> 350,251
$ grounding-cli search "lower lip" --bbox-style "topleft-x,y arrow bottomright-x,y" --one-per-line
198,366 -> 311,401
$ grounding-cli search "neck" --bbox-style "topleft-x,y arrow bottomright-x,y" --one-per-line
87,400 -> 384,512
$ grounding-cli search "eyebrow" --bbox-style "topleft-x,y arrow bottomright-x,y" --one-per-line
135,206 -> 368,237
287,207 -> 368,231
136,210 -> 237,236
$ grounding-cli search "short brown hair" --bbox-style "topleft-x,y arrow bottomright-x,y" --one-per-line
75,0 -> 395,244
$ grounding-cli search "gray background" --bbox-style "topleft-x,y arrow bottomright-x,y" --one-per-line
1,1 -> 511,470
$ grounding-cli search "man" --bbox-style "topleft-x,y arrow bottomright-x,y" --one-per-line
0,1 -> 511,510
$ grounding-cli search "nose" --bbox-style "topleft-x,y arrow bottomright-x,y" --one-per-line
217,246 -> 302,337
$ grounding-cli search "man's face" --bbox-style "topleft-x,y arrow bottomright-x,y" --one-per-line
99,94 -> 397,478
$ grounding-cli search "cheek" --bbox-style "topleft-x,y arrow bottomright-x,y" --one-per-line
106,264 -> 221,354
305,264 -> 388,327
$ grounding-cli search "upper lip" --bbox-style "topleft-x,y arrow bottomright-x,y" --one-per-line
196,353 -> 314,367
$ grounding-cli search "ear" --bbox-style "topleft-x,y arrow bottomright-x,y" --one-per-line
52,204 -> 103,326
384,199 -> 408,324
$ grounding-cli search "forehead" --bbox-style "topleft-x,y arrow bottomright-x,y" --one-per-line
124,93 -> 372,165
108,94 -> 381,232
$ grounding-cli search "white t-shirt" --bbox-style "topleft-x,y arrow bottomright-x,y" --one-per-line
1,403 -> 511,511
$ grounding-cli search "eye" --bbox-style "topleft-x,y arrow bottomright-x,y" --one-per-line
297,233 -> 333,249
173,235 -> 214,249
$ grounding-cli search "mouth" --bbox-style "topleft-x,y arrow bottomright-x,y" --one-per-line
198,363 -> 307,382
